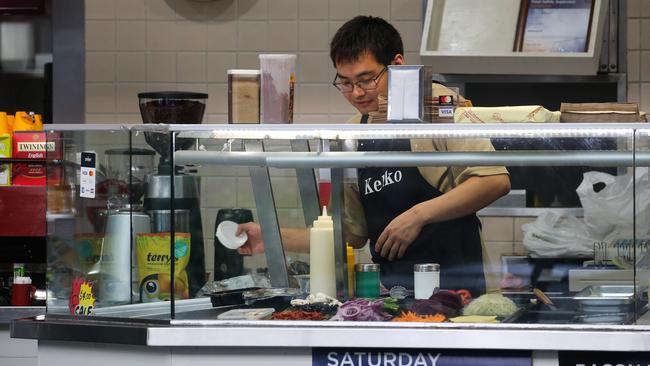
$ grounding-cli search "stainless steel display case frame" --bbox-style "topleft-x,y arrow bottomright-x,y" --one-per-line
12,122 -> 650,352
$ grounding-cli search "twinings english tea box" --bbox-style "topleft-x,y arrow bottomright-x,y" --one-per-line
12,131 -> 61,186
0,134 -> 11,186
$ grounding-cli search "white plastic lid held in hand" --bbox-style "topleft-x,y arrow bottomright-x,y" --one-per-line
216,220 -> 248,250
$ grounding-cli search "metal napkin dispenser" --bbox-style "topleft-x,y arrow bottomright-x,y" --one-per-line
387,65 -> 433,122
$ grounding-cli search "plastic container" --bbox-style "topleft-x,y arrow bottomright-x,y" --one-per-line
346,244 -> 355,298
259,54 -> 296,124
228,69 -> 260,124
414,263 -> 440,300
309,206 -> 335,297
13,263 -> 25,279
12,111 -> 40,131
0,112 -> 9,134
355,263 -> 380,299
11,276 -> 35,306
6,115 -> 14,130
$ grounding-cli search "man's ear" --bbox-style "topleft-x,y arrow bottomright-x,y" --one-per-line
393,54 -> 405,65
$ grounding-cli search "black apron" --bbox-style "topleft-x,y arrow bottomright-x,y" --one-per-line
357,115 -> 486,296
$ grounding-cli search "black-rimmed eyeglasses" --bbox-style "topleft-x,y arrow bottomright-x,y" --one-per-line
332,67 -> 387,93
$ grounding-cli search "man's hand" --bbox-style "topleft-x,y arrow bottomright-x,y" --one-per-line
236,222 -> 264,255
375,208 -> 425,261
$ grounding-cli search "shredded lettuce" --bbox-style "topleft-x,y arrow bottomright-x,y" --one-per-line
463,294 -> 518,317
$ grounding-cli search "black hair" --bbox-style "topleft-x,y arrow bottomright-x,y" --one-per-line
330,16 -> 404,67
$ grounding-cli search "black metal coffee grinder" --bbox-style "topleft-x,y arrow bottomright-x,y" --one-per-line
138,91 -> 208,297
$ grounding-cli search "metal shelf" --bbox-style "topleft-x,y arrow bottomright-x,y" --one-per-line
175,150 -> 644,169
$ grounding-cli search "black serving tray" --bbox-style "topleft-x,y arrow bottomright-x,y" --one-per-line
209,287 -> 261,308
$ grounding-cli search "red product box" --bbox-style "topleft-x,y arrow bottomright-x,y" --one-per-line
12,131 -> 62,186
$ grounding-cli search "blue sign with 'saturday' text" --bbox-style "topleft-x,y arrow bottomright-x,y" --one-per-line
312,348 -> 532,366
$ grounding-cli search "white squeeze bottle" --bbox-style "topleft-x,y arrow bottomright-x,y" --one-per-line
309,206 -> 336,297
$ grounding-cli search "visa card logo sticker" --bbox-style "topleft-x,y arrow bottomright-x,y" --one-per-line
439,107 -> 454,117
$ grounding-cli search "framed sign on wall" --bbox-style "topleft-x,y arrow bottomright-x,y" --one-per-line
514,0 -> 595,52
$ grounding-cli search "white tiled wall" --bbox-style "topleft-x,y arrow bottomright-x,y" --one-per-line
82,0 -> 650,282
628,0 -> 650,112
479,216 -> 535,290
84,0 -> 423,125
85,0 -> 649,121
84,0 -> 424,279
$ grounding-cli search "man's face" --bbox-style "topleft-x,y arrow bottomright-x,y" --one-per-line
334,53 -> 390,115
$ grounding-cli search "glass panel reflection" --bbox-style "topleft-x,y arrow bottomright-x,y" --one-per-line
44,124 -> 650,326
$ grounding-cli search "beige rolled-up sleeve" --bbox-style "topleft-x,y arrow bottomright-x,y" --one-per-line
414,138 -> 509,193
446,138 -> 509,186
343,182 -> 368,238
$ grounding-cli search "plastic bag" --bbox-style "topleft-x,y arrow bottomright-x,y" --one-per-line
522,211 -> 594,258
576,168 -> 650,240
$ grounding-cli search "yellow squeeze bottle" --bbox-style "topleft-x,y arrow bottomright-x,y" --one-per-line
309,206 -> 336,297
347,244 -> 355,298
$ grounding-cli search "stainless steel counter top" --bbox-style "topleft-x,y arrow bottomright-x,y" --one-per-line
10,313 -> 650,351
0,306 -> 45,324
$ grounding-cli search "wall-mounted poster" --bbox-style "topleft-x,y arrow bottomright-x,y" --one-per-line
514,0 -> 595,52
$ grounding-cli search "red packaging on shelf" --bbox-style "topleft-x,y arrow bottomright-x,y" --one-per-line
12,131 -> 62,186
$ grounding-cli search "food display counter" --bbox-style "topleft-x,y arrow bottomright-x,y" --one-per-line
11,122 -> 650,365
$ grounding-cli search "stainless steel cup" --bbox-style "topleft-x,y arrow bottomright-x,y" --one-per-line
149,209 -> 190,233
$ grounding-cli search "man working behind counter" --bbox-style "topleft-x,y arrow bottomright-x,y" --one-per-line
237,16 -> 511,296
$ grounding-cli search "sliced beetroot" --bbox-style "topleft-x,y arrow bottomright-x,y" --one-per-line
410,299 -> 459,318
429,290 -> 463,310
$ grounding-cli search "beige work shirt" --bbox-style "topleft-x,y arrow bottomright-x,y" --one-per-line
342,87 -> 509,239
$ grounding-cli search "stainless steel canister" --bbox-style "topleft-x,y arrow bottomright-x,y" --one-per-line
413,263 -> 440,300
355,263 -> 380,298
149,209 -> 190,233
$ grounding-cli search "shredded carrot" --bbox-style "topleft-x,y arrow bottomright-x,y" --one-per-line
392,311 -> 446,323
